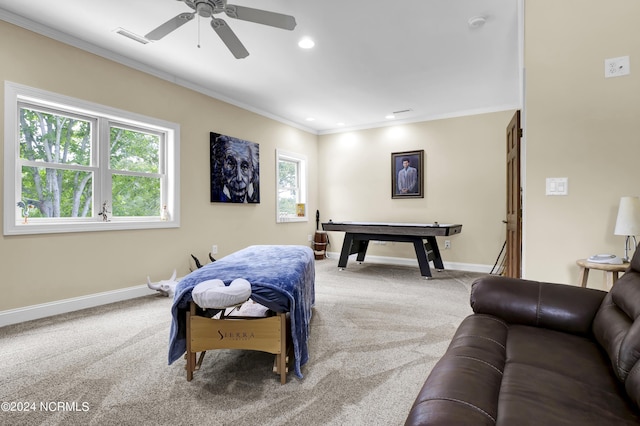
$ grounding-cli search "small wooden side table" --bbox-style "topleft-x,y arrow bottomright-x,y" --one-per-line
576,259 -> 630,290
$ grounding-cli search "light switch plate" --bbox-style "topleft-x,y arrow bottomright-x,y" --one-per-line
546,177 -> 568,196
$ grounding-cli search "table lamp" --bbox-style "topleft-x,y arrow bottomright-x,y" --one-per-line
614,196 -> 640,262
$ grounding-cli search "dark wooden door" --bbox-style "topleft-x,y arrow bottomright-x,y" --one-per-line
505,111 -> 522,278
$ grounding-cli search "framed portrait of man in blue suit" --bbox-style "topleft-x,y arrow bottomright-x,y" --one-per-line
391,150 -> 424,199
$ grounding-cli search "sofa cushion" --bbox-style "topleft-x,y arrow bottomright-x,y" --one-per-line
471,276 -> 606,336
406,315 -> 640,425
593,269 -> 640,388
627,360 -> 640,408
498,325 -> 637,425
405,314 -> 507,425
593,244 -> 640,408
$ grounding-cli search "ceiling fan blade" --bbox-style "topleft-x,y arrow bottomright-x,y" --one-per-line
211,18 -> 249,59
145,13 -> 195,40
225,5 -> 297,31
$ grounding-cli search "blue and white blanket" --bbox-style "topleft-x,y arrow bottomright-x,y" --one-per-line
168,245 -> 315,379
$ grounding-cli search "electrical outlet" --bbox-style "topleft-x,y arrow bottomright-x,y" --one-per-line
605,56 -> 630,78
211,245 -> 218,255
444,240 -> 451,249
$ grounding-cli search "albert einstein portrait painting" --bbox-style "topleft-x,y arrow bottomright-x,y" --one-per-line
210,132 -> 260,203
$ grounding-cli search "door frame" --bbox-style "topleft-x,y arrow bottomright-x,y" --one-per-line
505,110 -> 522,278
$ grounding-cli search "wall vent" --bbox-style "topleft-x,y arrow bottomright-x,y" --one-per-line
114,28 -> 149,44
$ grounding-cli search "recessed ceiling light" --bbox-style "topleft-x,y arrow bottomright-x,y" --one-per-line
336,122 -> 345,126
305,117 -> 315,121
468,16 -> 487,29
298,37 -> 315,49
385,114 -> 395,120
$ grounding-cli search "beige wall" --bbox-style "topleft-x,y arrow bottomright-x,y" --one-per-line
523,0 -> 640,287
318,111 -> 514,269
4,0 -> 639,312
0,21 -> 318,311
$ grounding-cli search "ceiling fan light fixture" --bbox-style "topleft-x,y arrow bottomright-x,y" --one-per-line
146,1 -> 297,59
298,37 -> 315,49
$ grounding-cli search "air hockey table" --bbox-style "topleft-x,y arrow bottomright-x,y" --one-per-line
322,221 -> 462,278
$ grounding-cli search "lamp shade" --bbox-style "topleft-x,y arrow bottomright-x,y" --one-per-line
614,196 -> 640,236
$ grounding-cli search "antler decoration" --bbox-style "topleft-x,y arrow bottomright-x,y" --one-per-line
190,253 -> 217,272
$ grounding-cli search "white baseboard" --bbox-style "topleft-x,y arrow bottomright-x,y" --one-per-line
0,285 -> 157,328
325,252 -> 493,274
0,255 -> 491,328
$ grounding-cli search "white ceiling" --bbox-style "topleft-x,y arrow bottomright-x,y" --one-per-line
0,0 -> 522,134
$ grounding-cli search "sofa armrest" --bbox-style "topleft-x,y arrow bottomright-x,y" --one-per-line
470,275 -> 607,336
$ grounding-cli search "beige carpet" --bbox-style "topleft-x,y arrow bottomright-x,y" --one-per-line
0,259 -> 485,426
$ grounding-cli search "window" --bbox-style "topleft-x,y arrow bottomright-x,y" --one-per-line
276,149 -> 307,223
4,82 -> 180,235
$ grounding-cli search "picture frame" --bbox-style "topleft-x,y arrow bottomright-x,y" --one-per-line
210,132 -> 260,203
391,150 -> 424,199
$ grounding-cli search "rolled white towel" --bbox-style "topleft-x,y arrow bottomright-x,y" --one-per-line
229,300 -> 271,317
192,278 -> 252,309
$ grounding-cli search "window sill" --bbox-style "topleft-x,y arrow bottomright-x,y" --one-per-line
277,216 -> 308,224
3,219 -> 180,236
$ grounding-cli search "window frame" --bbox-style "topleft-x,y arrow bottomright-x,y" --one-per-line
276,149 -> 308,223
4,81 -> 180,235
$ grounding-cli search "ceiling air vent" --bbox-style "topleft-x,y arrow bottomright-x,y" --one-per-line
114,28 -> 149,44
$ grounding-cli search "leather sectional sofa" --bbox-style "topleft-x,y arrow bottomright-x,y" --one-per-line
405,250 -> 640,425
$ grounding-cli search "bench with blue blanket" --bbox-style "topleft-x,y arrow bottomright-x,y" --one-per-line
168,245 -> 315,383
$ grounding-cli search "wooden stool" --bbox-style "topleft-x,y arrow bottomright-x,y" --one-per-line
576,259 -> 629,290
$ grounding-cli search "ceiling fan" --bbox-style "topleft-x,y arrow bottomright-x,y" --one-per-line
145,0 -> 297,59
